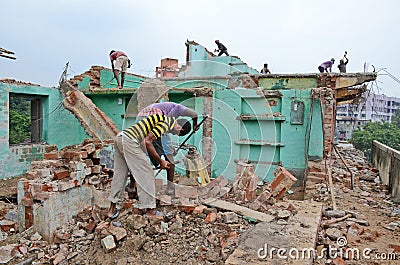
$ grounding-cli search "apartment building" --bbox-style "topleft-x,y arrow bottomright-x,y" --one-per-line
336,92 -> 400,140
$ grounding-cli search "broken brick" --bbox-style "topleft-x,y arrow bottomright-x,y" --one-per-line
269,166 -> 297,199
21,195 -> 34,207
157,195 -> 172,205
53,169 -> 69,180
101,235 -> 116,252
174,185 -> 198,199
389,244 -> 400,252
0,220 -> 16,232
44,152 -> 58,160
84,221 -> 97,233
205,212 -> 217,223
257,190 -> 272,203
193,205 -> 207,214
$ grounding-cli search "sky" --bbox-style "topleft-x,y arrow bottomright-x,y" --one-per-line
1,0 -> 400,97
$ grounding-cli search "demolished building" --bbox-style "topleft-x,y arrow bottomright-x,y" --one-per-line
1,41 -> 377,190
1,41 -> 391,263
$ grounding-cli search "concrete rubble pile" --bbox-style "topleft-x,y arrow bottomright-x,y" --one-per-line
314,144 -> 400,265
0,139 -> 303,264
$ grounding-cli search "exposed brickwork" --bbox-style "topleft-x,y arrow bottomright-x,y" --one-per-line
18,138 -> 114,235
202,96 -> 213,176
312,87 -> 336,158
233,162 -> 260,202
270,166 -> 297,199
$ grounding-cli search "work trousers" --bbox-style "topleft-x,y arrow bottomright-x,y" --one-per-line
108,133 -> 156,209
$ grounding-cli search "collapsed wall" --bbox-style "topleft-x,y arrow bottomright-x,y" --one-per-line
18,139 -> 114,241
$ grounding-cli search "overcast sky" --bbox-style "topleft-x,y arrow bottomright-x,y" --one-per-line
1,0 -> 400,97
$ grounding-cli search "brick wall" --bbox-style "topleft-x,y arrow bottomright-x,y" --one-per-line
0,144 -> 46,179
202,96 -> 213,176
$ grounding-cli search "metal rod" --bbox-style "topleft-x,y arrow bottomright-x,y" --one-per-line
154,115 -> 208,178
333,144 -> 354,190
176,115 -> 208,152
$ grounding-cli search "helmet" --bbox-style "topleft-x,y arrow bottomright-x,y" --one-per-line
215,40 -> 219,43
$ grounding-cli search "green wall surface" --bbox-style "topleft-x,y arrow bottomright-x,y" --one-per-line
179,43 -> 259,78
0,82 -> 87,178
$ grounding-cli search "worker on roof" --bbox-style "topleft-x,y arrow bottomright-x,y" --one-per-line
109,50 -> 131,89
260,63 -> 271,74
338,51 -> 349,73
214,40 -> 229,56
108,114 -> 191,219
136,102 -> 199,195
318,58 -> 335,73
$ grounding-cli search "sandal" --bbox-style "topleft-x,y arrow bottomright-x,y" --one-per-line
110,209 -> 120,220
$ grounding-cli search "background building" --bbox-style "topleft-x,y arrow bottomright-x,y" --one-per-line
336,92 -> 400,140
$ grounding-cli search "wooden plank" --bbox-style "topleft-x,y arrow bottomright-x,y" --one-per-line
0,48 -> 14,54
327,167 -> 337,210
0,53 -> 16,60
202,198 -> 275,222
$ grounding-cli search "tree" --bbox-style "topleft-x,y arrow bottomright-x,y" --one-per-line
351,121 -> 400,158
9,110 -> 31,144
9,97 -> 31,144
392,109 -> 400,129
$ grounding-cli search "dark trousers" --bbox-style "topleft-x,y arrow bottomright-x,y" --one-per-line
218,49 -> 229,56
318,66 -> 324,73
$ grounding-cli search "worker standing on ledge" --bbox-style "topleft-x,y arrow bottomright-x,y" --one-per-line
214,40 -> 229,56
109,50 -> 130,89
338,51 -> 349,73
260,63 -> 271,74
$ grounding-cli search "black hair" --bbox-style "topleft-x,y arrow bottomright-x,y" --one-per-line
176,118 -> 191,136
109,50 -> 116,55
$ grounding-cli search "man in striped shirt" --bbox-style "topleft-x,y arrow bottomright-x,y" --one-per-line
137,102 -> 199,194
108,114 -> 191,219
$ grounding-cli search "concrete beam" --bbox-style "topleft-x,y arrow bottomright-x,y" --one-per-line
335,73 -> 377,89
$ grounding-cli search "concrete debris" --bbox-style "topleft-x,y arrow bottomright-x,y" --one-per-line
0,139 -> 398,264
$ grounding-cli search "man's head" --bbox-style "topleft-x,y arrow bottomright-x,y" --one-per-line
340,59 -> 344,64
264,63 -> 268,68
170,118 -> 191,136
331,58 -> 335,63
109,50 -> 116,55
215,40 -> 219,44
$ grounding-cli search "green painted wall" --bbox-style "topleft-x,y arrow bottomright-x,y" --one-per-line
0,82 -> 87,178
179,43 -> 259,78
259,77 -> 318,90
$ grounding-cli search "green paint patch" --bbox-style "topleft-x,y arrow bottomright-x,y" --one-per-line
271,79 -> 288,89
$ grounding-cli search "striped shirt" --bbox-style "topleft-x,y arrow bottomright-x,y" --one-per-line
123,114 -> 176,142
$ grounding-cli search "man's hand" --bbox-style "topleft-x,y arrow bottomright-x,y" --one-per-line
193,124 -> 200,132
160,160 -> 170,169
